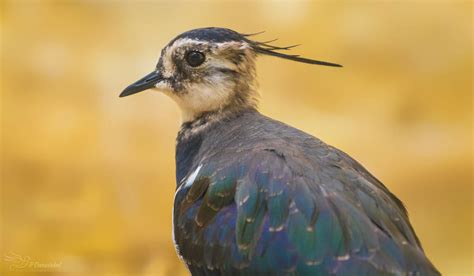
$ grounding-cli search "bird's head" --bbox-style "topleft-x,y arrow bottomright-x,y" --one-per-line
120,27 -> 341,122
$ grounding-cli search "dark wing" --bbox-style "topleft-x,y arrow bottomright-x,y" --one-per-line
173,144 -> 439,275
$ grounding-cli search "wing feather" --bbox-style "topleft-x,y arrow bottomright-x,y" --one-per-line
174,145 -> 439,275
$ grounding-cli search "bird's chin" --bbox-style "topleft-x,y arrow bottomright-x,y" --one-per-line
154,83 -> 173,93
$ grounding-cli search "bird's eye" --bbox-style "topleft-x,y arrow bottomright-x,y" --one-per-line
185,51 -> 205,67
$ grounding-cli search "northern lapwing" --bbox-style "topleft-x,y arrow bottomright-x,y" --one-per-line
120,27 -> 439,276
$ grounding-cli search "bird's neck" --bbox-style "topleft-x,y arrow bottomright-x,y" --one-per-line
175,106 -> 256,184
178,105 -> 256,140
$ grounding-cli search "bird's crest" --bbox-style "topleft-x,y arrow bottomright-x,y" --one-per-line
243,31 -> 342,67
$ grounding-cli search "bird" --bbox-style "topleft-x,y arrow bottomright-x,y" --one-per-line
120,27 -> 439,275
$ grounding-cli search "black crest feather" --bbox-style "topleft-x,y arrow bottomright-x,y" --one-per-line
243,31 -> 342,67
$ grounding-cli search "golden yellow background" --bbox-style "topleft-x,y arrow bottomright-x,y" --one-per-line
1,1 -> 472,275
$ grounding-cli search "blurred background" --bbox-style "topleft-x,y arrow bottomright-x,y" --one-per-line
1,1 -> 472,275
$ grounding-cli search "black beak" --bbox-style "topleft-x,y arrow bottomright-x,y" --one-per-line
119,71 -> 163,98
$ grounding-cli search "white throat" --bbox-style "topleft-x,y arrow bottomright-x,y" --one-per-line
170,78 -> 235,122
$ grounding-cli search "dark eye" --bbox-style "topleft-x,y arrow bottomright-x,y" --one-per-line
185,51 -> 205,67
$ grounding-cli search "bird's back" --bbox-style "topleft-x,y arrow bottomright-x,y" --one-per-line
173,109 -> 439,275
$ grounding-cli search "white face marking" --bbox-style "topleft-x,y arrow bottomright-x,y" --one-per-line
162,73 -> 236,122
152,38 -> 257,122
